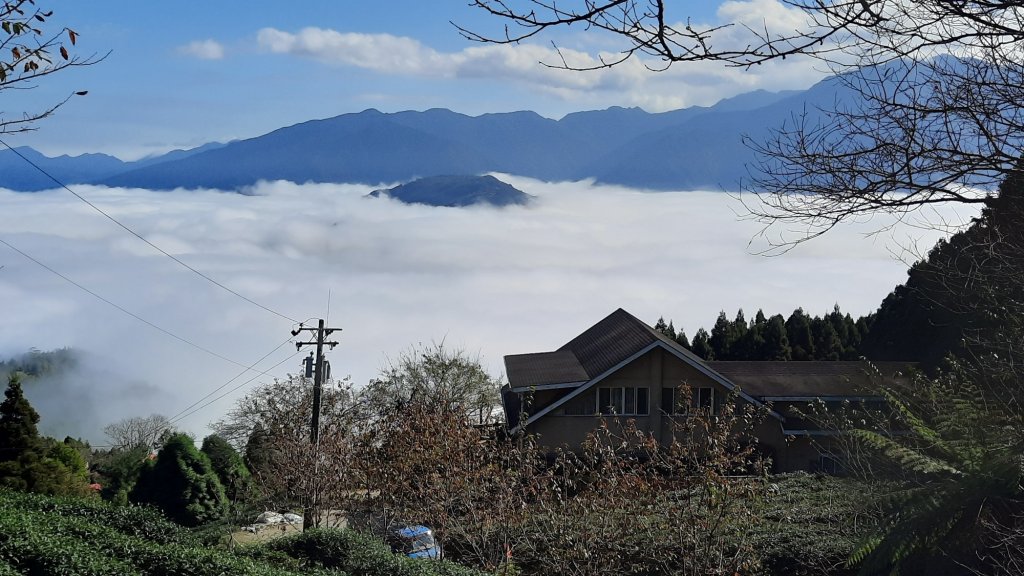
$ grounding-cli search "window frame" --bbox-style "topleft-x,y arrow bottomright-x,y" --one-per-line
661,386 -> 716,415
596,386 -> 649,416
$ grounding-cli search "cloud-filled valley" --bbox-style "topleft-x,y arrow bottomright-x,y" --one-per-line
0,178 -> 974,443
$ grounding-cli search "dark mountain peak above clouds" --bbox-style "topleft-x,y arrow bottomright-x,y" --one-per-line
367,174 -> 532,207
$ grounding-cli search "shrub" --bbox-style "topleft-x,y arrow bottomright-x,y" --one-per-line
0,489 -> 333,576
130,433 -> 229,527
267,528 -> 486,576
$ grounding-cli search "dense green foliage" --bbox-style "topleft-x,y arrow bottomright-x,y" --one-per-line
129,433 -> 228,527
844,368 -> 1024,574
746,473 -> 884,575
861,167 -> 1024,370
0,489 -> 338,576
0,348 -> 78,380
657,305 -> 864,361
0,489 -> 492,576
201,434 -> 251,502
0,375 -> 91,496
0,374 -> 41,468
267,528 -> 487,576
89,444 -> 150,504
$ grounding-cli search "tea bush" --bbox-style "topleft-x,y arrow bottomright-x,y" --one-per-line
0,489 -> 337,576
268,528 -> 487,576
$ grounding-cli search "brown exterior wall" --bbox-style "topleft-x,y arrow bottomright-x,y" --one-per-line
523,347 -> 837,473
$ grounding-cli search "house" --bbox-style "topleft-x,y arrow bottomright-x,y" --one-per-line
501,308 -> 910,472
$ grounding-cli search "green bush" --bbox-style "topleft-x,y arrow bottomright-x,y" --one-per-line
0,489 -> 340,576
267,528 -> 487,576
745,473 -> 886,576
1,487 -> 196,545
130,433 -> 229,527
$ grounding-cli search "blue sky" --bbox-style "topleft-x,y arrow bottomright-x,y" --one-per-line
6,0 -> 826,159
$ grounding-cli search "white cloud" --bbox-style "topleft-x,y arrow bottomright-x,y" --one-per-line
256,24 -> 826,111
0,180 -> 975,442
178,39 -> 226,60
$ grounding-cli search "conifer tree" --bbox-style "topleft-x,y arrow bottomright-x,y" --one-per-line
785,308 -> 816,361
201,434 -> 251,503
653,316 -> 677,340
675,329 -> 690,350
811,318 -> 843,360
709,311 -> 734,360
0,374 -> 42,490
762,315 -> 792,361
130,433 -> 228,526
690,328 -> 714,360
731,309 -> 750,360
0,374 -> 41,464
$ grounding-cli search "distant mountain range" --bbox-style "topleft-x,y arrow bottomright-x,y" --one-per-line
368,175 -> 531,207
0,73 -> 864,192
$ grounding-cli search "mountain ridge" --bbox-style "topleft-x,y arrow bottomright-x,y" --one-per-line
0,74 -> 871,193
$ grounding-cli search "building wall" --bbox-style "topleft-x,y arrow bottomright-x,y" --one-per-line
524,346 -> 836,473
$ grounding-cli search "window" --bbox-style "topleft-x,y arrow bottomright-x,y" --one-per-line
596,387 -> 648,416
693,387 -> 714,412
562,390 -> 597,415
661,386 -> 715,415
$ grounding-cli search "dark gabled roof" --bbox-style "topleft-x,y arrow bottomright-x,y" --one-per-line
506,308 -> 700,388
557,309 -> 658,378
707,361 -> 915,397
557,308 -> 712,378
504,351 -> 588,388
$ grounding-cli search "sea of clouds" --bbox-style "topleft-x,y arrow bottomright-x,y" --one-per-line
0,177 -> 976,443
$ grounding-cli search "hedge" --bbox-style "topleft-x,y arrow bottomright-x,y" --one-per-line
267,528 -> 488,576
0,489 -> 337,576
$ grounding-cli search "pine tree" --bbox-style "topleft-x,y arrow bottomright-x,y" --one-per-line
130,433 -> 228,527
653,316 -> 677,340
762,315 -> 792,361
731,309 -> 751,360
709,311 -> 734,360
0,375 -> 89,495
786,308 -> 816,361
746,309 -> 769,359
675,329 -> 690,349
690,328 -> 714,360
0,374 -> 41,464
0,374 -> 43,490
201,434 -> 251,503
811,317 -> 843,360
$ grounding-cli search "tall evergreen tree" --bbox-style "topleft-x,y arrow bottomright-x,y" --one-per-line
709,311 -> 734,360
811,318 -> 843,360
653,317 -> 677,340
745,309 -> 769,359
0,375 -> 90,496
0,374 -> 42,491
130,433 -> 228,527
762,315 -> 792,361
201,434 -> 251,503
690,328 -> 714,360
675,329 -> 690,350
785,308 -> 816,361
0,374 -> 41,464
730,309 -> 751,360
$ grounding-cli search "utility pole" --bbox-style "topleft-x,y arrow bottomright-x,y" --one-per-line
292,318 -> 340,530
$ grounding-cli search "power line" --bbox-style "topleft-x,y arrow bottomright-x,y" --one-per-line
167,335 -> 293,422
0,138 -> 299,324
0,236 -> 281,378
169,348 -> 304,425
